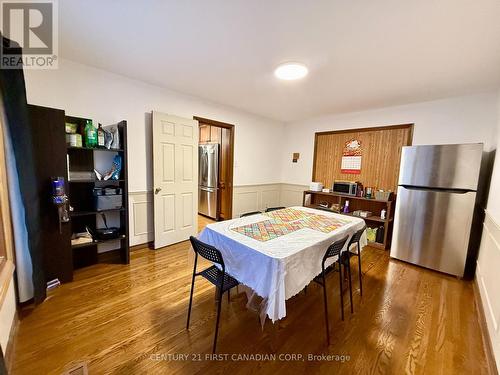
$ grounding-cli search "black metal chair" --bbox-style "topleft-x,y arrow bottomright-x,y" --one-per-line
265,206 -> 285,212
347,226 -> 366,296
313,235 -> 350,345
240,211 -> 261,218
187,236 -> 239,353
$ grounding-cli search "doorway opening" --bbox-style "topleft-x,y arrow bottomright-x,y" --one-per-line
194,116 -> 234,221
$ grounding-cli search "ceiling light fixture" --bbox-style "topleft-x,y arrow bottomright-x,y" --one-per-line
274,62 -> 308,80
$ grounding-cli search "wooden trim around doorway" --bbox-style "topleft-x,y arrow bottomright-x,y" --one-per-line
194,116 -> 234,220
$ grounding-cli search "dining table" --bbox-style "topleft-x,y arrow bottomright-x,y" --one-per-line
197,206 -> 367,325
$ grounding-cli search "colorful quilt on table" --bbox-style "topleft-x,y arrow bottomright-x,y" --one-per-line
231,220 -> 304,242
299,215 -> 350,233
232,208 -> 351,242
263,207 -> 315,222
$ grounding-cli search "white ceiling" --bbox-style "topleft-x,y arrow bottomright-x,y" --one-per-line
59,0 -> 500,122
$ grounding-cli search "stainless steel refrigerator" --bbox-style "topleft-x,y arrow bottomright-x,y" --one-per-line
391,143 -> 483,277
198,143 -> 219,219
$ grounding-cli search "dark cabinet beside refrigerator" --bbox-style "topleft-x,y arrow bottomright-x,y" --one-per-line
28,104 -> 130,285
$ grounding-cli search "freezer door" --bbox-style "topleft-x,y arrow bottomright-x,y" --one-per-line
198,187 -> 218,219
398,143 -> 483,190
198,144 -> 219,188
391,186 -> 476,276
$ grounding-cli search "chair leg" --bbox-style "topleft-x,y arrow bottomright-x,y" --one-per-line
321,272 -> 330,345
186,275 -> 196,330
338,260 -> 344,321
347,261 -> 354,314
357,242 -> 363,296
213,287 -> 224,353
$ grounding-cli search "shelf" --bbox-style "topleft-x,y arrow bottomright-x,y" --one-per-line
305,205 -> 392,223
340,212 -> 393,223
69,179 -> 125,183
67,146 -> 124,152
70,208 -> 125,217
71,235 -> 126,249
305,204 -> 335,213
304,190 -> 392,203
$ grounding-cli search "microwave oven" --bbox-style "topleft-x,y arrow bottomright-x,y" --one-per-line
333,181 -> 357,196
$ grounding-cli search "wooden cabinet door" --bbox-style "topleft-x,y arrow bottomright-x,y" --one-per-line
199,124 -> 210,143
210,126 -> 221,143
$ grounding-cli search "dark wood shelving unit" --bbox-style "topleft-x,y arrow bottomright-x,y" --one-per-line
71,235 -> 127,249
66,116 -> 129,269
303,190 -> 395,250
68,146 -> 125,152
69,179 -> 125,183
70,208 -> 126,217
28,106 -> 130,284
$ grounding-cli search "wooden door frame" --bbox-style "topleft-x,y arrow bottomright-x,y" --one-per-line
312,123 -> 414,181
194,116 -> 235,220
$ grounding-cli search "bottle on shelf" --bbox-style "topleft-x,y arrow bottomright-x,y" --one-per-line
343,200 -> 350,213
84,119 -> 97,148
97,123 -> 105,147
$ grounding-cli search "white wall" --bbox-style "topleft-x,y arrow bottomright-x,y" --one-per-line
24,59 -> 284,192
280,93 -> 498,185
24,59 -> 284,245
476,90 -> 500,370
486,92 -> 500,220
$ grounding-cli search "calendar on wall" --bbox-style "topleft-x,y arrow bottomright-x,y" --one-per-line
341,139 -> 362,174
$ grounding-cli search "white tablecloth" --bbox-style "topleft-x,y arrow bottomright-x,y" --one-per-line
197,206 -> 367,323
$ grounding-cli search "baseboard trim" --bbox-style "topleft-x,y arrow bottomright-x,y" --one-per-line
4,311 -> 18,373
473,278 -> 499,375
130,241 -> 153,251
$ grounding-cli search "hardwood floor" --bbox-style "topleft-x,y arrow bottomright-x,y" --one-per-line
10,216 -> 491,374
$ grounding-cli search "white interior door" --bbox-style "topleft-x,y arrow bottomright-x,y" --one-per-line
153,111 -> 198,249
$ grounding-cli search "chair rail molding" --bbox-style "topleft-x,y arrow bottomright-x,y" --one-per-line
128,183 -> 309,246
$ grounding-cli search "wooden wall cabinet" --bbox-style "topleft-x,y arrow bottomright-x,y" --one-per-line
199,124 -> 211,143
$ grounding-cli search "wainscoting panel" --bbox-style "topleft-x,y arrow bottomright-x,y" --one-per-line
476,210 -> 500,369
129,191 -> 154,246
129,183 -> 311,246
280,184 -> 308,208
232,184 -> 281,218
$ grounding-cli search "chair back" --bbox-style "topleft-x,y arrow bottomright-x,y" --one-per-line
240,211 -> 261,218
348,226 -> 366,247
265,206 -> 286,212
323,236 -> 349,263
189,236 -> 224,266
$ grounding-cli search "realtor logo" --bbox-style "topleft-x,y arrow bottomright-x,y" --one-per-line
0,0 -> 58,69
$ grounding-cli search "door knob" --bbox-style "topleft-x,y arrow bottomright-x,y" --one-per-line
155,187 -> 162,195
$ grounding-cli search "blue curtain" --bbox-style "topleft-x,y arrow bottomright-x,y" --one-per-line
3,117 -> 33,302
0,35 -> 45,303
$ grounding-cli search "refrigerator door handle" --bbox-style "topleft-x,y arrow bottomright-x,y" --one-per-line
399,185 -> 472,194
